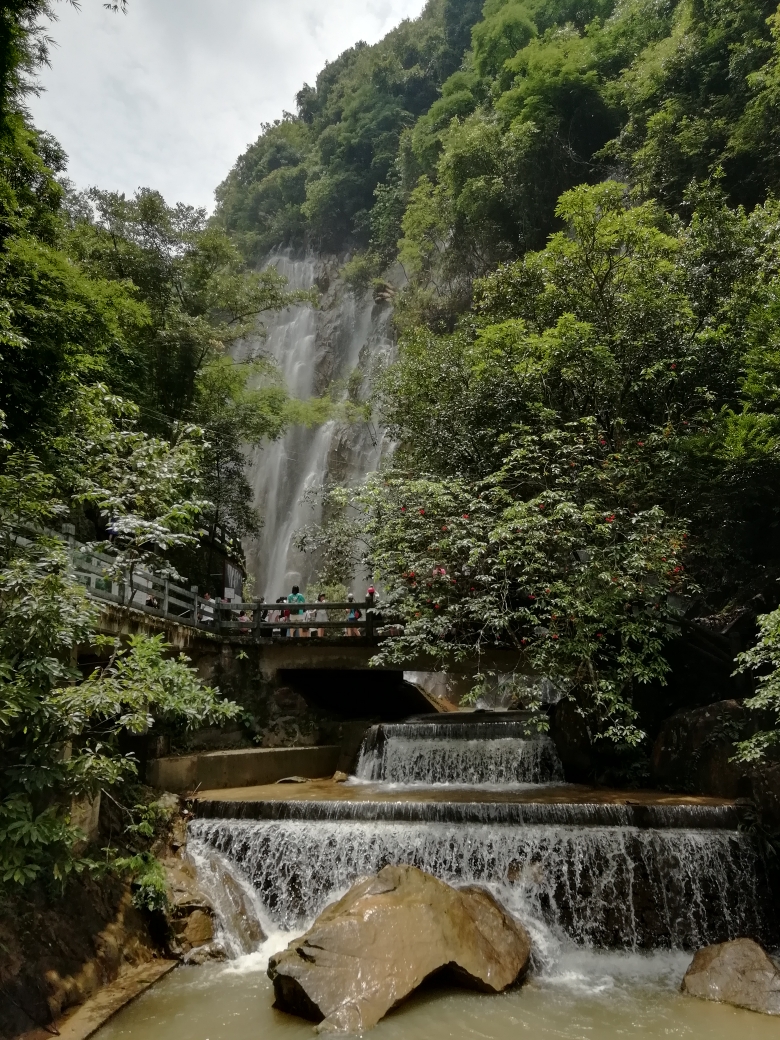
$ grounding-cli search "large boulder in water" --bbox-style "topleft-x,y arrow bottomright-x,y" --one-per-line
267,864 -> 531,1032
682,938 -> 780,1014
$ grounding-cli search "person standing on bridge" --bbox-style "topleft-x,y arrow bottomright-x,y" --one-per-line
287,584 -> 306,637
314,592 -> 328,637
346,592 -> 362,636
199,591 -> 214,626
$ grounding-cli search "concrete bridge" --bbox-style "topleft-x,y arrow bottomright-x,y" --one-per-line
95,599 -> 522,672
72,547 -> 523,737
74,543 -> 515,666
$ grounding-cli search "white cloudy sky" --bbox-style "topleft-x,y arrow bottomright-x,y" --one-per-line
30,0 -> 426,211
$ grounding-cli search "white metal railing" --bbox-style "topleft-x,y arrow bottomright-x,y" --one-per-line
8,523 -> 381,640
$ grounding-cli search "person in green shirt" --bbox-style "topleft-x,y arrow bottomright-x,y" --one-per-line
287,584 -> 306,637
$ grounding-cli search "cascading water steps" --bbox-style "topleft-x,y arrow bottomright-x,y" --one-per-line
354,717 -> 565,785
187,712 -> 779,960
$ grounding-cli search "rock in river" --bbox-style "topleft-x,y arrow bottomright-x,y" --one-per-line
268,864 -> 531,1033
682,938 -> 780,1015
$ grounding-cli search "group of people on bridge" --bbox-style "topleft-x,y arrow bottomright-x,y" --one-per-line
196,583 -> 378,638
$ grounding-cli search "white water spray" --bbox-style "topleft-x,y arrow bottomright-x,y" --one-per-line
238,252 -> 394,598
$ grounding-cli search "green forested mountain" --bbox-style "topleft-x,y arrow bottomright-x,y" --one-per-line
215,0 -> 483,259
216,0 -> 780,302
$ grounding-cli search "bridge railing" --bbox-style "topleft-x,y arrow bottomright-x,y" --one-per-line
213,601 -> 377,640
11,523 -> 383,640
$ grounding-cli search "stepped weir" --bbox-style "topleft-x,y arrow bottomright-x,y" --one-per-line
187,713 -> 778,955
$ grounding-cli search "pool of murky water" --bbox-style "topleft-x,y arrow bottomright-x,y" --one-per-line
97,947 -> 779,1040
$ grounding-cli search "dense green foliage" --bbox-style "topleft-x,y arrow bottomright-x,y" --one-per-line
3,0 -> 780,886
307,180 -> 780,745
0,2 -> 294,888
0,451 -> 239,886
217,0 -> 780,294
214,0 -> 487,259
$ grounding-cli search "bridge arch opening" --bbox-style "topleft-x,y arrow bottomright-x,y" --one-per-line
277,669 -> 436,721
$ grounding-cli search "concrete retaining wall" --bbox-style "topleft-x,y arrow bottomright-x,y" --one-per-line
147,745 -> 340,793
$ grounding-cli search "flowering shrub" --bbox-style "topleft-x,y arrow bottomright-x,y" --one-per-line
359,422 -> 689,744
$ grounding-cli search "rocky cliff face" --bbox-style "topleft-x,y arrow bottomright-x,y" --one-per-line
236,252 -> 399,600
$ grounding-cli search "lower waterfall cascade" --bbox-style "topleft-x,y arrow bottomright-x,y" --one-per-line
186,714 -> 779,959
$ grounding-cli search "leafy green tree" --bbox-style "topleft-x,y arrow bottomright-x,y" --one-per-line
0,449 -> 238,887
359,431 -> 688,744
54,385 -> 207,577
735,605 -> 780,764
613,0 -> 777,209
66,188 -> 308,430
310,181 -> 780,750
471,0 -> 536,79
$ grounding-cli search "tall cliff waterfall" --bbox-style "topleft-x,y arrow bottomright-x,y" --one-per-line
238,252 -> 394,599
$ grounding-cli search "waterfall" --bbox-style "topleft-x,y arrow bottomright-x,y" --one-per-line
354,720 -> 565,785
237,252 -> 394,599
187,715 -> 778,955
188,817 -> 769,950
186,842 -> 269,958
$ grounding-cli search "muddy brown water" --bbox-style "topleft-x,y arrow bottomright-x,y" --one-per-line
96,949 -> 780,1040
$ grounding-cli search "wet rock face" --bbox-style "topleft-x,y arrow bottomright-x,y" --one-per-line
682,938 -> 780,1014
162,857 -> 219,957
650,701 -> 780,828
268,864 -> 531,1033
651,700 -> 751,797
